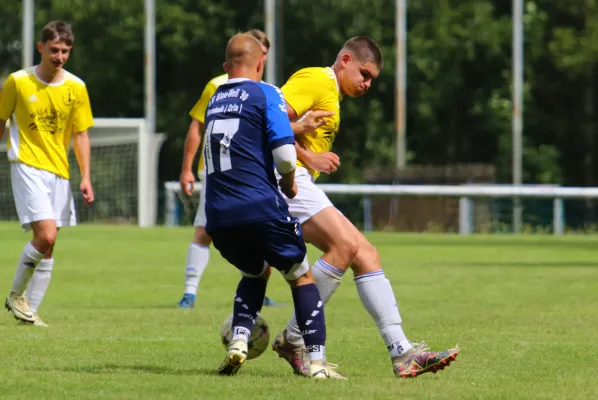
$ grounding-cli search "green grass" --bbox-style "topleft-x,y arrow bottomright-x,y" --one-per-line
0,222 -> 597,399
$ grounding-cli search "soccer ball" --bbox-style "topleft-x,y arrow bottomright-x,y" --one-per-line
220,314 -> 270,360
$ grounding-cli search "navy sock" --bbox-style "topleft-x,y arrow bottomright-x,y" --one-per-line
231,277 -> 267,341
292,283 -> 326,361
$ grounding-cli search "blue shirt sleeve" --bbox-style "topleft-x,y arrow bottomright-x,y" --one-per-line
258,83 -> 295,149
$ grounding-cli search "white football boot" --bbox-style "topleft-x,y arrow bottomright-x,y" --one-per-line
309,360 -> 347,380
217,339 -> 248,376
18,313 -> 49,327
5,293 -> 35,323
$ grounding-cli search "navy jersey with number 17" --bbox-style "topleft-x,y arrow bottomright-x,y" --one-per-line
203,78 -> 295,231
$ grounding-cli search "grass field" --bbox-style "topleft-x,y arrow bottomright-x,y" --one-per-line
0,222 -> 597,399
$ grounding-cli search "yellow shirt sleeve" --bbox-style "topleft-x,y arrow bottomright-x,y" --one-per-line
0,75 -> 17,121
72,84 -> 94,132
281,69 -> 329,118
189,80 -> 219,124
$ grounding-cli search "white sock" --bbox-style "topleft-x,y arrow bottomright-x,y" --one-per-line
286,258 -> 344,346
27,258 -> 54,313
307,345 -> 326,362
231,326 -> 251,342
355,270 -> 413,358
184,243 -> 210,295
11,242 -> 44,295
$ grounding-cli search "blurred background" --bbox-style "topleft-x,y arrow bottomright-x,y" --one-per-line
1,0 -> 598,233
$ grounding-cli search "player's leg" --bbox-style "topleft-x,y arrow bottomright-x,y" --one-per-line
5,163 -> 56,324
274,168 -> 459,377
178,184 -> 211,308
218,265 -> 270,376
273,207 -> 360,374
7,220 -> 56,324
24,237 -> 55,327
273,172 -> 359,371
347,223 -> 460,377
178,228 -> 211,309
285,264 -> 343,379
25,174 -> 75,327
210,226 -> 269,376
273,168 -> 358,349
264,217 -> 343,379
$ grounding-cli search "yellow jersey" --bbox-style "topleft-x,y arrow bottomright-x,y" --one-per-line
0,67 -> 93,179
189,73 -> 228,176
281,67 -> 341,179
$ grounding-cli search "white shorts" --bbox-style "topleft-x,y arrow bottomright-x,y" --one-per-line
278,167 -> 334,224
10,162 -> 76,231
193,177 -> 207,228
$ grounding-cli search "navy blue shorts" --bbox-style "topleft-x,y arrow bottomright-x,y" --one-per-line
209,217 -> 307,278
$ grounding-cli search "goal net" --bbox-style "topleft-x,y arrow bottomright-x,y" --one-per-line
0,118 -> 165,226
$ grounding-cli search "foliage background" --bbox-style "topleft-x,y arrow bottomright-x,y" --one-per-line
2,0 -> 598,226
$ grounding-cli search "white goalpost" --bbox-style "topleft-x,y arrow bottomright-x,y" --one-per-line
0,118 -> 165,227
88,118 -> 165,227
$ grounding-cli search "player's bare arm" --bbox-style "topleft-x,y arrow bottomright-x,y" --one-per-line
278,170 -> 298,199
286,103 -> 340,174
294,139 -> 340,175
289,109 -> 335,135
180,118 -> 203,196
73,130 -> 94,205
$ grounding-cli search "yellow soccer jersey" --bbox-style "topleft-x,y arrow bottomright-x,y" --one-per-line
281,67 -> 342,179
0,67 -> 93,179
189,73 -> 228,176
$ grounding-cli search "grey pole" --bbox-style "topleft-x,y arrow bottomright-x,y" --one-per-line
22,0 -> 34,68
512,0 -> 524,233
264,0 -> 277,85
396,0 -> 407,170
144,0 -> 156,136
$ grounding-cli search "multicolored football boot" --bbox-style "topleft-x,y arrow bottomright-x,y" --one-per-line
393,341 -> 460,378
271,329 -> 310,376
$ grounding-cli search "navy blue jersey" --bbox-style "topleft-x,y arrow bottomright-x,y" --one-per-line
204,78 -> 295,230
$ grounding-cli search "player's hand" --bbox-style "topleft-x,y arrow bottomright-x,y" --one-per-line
80,179 -> 95,205
180,169 -> 195,196
305,151 -> 340,174
279,181 -> 298,199
297,110 -> 335,134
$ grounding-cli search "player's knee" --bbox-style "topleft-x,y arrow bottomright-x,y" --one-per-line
361,241 -> 380,266
193,227 -> 212,246
35,229 -> 57,248
332,234 -> 359,266
347,237 -> 360,260
351,241 -> 381,275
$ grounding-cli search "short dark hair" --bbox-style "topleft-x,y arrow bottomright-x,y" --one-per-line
247,29 -> 270,50
343,36 -> 383,69
40,21 -> 74,46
